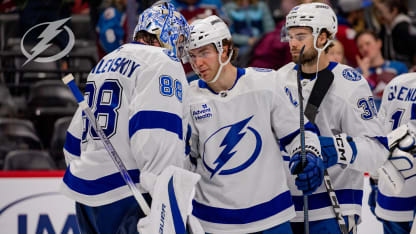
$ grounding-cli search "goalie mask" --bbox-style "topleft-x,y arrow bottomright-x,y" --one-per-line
185,15 -> 233,83
284,2 -> 337,52
133,1 -> 190,58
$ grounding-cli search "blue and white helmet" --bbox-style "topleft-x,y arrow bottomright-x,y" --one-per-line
133,1 -> 189,58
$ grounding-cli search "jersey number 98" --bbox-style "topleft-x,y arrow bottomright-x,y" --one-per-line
82,80 -> 122,142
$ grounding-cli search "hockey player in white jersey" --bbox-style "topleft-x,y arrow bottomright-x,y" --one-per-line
183,15 -> 325,233
278,2 -> 406,233
373,72 -> 416,234
60,2 -> 190,233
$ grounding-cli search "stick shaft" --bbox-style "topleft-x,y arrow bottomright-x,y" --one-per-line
296,46 -> 309,234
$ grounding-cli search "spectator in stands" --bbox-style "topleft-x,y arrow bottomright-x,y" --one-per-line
171,0 -> 224,24
327,39 -> 346,64
335,0 -> 373,67
374,0 -> 416,70
224,0 -> 275,62
96,0 -> 127,59
247,0 -> 300,70
355,30 -> 408,108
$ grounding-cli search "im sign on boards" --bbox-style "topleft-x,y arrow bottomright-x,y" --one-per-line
0,171 -> 79,234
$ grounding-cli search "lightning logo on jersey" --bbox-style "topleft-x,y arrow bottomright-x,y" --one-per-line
202,116 -> 262,178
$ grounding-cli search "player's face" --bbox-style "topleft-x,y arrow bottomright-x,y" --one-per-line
356,33 -> 381,59
288,27 -> 317,64
188,44 -> 220,81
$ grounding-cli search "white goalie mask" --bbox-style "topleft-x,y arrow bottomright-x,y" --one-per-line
185,15 -> 233,83
285,2 -> 338,52
133,1 -> 189,59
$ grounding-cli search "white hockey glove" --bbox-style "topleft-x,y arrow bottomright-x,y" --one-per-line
378,124 -> 416,194
319,133 -> 357,169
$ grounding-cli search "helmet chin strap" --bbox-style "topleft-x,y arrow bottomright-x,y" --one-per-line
313,35 -> 333,76
203,49 -> 233,84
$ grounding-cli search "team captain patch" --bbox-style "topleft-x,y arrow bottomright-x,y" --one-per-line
342,68 -> 362,81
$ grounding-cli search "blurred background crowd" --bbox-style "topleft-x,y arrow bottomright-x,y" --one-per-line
0,0 -> 415,171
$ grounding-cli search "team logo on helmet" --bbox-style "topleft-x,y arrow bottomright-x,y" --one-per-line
202,116 -> 262,179
342,68 -> 362,81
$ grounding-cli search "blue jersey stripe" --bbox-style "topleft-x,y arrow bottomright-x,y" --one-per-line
192,190 -> 293,224
168,176 -> 186,234
64,132 -> 81,157
129,110 -> 183,140
292,189 -> 363,211
374,136 -> 389,150
280,122 -> 320,151
377,191 -> 416,211
63,166 -> 140,195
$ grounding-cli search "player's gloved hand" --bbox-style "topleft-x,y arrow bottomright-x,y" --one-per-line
289,151 -> 324,195
388,124 -> 416,153
389,147 -> 416,180
387,124 -> 416,179
319,133 -> 357,169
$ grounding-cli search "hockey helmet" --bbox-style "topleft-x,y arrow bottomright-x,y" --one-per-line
185,15 -> 233,83
186,15 -> 231,53
133,1 -> 190,58
285,2 -> 337,51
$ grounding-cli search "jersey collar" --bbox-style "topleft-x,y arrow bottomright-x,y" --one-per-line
293,62 -> 338,81
198,67 -> 246,94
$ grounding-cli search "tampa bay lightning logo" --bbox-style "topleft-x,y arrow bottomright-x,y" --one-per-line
342,68 -> 362,81
202,116 -> 262,178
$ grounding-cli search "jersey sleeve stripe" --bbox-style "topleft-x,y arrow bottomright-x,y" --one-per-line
62,165 -> 140,195
377,191 -> 416,211
279,122 -> 320,151
129,110 -> 183,140
192,190 -> 292,224
292,189 -> 363,211
64,132 -> 81,157
374,136 -> 389,150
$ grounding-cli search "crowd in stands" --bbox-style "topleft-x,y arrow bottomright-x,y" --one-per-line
0,0 -> 415,171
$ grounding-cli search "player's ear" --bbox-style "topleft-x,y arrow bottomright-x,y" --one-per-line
317,32 -> 328,49
221,45 -> 229,61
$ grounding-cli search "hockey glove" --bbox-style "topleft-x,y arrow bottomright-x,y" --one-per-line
387,124 -> 416,179
290,151 -> 324,195
319,133 -> 357,169
378,124 -> 416,194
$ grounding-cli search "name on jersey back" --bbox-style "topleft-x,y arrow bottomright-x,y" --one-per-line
90,57 -> 141,78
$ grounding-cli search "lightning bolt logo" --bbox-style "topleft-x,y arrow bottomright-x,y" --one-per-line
210,116 -> 253,178
21,17 -> 74,66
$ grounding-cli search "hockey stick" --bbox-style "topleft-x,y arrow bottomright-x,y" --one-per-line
296,46 -> 348,234
411,214 -> 416,234
62,74 -> 151,215
296,45 -> 309,234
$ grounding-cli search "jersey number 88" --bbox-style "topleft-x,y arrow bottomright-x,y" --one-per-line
82,79 -> 122,142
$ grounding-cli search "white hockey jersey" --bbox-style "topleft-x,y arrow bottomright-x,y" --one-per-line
376,72 -> 416,222
277,62 -> 390,222
60,42 -> 189,206
188,67 -> 322,233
